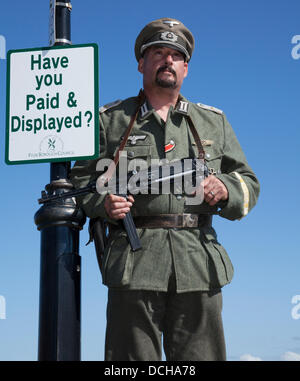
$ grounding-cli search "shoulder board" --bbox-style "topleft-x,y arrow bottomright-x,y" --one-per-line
197,102 -> 223,115
99,99 -> 122,114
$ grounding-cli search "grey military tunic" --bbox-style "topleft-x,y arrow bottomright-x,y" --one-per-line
70,94 -> 260,293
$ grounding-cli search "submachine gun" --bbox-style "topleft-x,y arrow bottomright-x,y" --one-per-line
38,158 -> 209,252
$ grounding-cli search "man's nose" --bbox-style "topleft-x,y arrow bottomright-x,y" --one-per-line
164,53 -> 173,64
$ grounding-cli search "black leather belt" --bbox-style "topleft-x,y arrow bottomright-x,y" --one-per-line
133,214 -> 212,229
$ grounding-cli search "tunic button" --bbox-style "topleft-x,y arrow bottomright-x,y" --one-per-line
128,151 -> 135,158
176,195 -> 182,200
206,153 -> 210,158
170,140 -> 175,145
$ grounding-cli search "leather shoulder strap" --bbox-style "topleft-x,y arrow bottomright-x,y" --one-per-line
186,115 -> 205,160
99,90 -> 145,186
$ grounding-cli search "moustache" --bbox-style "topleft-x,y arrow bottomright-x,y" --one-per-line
156,65 -> 176,76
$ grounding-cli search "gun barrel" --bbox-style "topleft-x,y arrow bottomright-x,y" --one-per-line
38,182 -> 96,204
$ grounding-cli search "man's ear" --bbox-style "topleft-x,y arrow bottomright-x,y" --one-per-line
184,62 -> 188,78
138,58 -> 144,74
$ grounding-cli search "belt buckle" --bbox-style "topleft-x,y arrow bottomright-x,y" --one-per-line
182,214 -> 198,228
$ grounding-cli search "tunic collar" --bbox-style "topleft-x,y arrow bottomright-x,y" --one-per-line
139,94 -> 190,120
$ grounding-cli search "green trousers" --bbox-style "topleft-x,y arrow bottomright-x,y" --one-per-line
105,287 -> 226,361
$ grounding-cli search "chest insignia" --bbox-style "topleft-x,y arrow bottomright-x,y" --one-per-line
201,139 -> 214,146
127,135 -> 147,145
192,139 -> 214,147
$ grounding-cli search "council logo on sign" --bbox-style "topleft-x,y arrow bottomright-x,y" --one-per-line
39,135 -> 64,154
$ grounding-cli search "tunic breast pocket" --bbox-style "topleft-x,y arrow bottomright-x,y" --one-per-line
122,145 -> 153,173
203,145 -> 222,176
113,143 -> 154,205
124,145 -> 152,160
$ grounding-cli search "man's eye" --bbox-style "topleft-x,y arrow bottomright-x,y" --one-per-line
173,53 -> 183,60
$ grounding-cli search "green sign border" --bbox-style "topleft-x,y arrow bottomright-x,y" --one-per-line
5,43 -> 99,165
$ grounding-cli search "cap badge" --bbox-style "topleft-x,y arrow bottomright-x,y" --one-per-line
160,31 -> 178,42
163,20 -> 180,28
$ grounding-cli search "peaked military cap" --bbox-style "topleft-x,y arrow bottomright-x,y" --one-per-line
135,18 -> 195,62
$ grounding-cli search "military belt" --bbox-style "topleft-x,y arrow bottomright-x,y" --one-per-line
133,214 -> 212,229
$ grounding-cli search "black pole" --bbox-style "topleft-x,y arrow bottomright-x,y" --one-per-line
34,0 -> 86,361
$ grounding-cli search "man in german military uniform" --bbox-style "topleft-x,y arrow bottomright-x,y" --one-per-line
70,18 -> 260,361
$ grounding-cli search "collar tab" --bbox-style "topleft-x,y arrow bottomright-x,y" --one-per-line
140,101 -> 152,119
176,100 -> 189,115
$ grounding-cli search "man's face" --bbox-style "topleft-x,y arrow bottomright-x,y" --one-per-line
138,46 -> 188,90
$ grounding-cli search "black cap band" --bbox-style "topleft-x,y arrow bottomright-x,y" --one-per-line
140,32 -> 190,60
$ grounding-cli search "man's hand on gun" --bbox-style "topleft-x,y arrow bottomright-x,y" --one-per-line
104,194 -> 135,220
202,176 -> 228,206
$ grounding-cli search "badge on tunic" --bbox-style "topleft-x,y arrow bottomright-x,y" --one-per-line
177,101 -> 189,114
201,139 -> 214,146
165,140 -> 176,153
127,135 -> 147,145
192,139 -> 214,147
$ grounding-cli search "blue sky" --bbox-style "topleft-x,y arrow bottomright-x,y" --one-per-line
1,0 -> 300,361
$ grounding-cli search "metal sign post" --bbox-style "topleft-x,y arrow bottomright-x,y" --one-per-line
34,1 -> 86,361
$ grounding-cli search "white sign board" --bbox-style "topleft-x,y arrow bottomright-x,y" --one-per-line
5,44 -> 99,164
